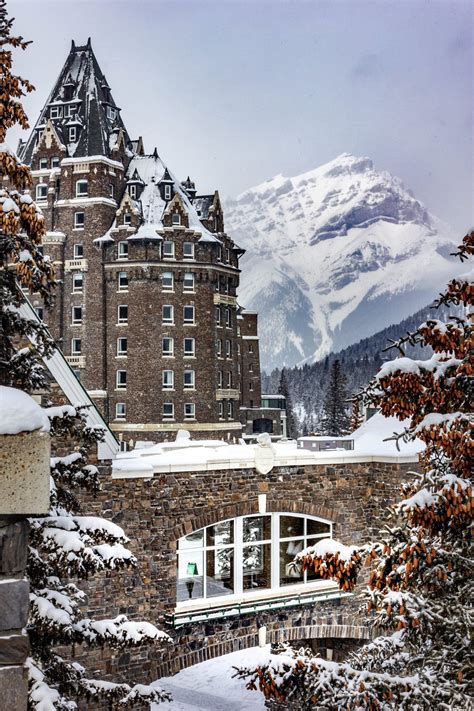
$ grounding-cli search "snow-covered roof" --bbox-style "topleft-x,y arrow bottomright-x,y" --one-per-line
0,386 -> 50,436
112,413 -> 422,479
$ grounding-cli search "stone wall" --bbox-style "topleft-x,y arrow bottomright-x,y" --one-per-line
75,457 -> 417,692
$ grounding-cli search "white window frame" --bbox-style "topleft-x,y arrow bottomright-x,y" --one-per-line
216,339 -> 222,357
184,403 -> 195,421
117,337 -> 127,357
36,183 -> 47,201
163,241 -> 175,259
176,513 -> 334,608
117,305 -> 128,325
115,403 -> 126,420
71,305 -> 82,325
116,370 -> 127,390
51,156 -> 60,168
71,338 -> 81,355
228,400 -> 234,418
162,271 -> 174,292
75,179 -> 88,197
74,211 -> 85,229
172,213 -> 181,226
164,184 -> 172,200
69,126 -> 77,142
50,106 -> 62,119
183,337 -> 195,358
217,370 -> 223,388
118,271 -> 128,291
39,158 -> 48,170
183,370 -> 195,390
73,243 -> 84,258
129,184 -> 137,199
225,339 -> 232,358
218,401 -> 224,419
163,402 -> 174,420
183,242 -> 194,260
72,273 -> 83,293
118,241 -> 129,260
162,304 -> 174,325
123,213 -> 132,225
183,272 -> 195,293
225,308 -> 231,327
162,337 -> 174,358
183,305 -> 195,325
162,369 -> 174,390
227,372 -> 232,388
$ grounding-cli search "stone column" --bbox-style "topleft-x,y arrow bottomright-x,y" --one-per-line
0,422 -> 50,710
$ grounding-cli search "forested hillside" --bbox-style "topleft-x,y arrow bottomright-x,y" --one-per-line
262,302 -> 455,434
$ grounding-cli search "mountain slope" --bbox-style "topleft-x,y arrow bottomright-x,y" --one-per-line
225,153 -> 459,369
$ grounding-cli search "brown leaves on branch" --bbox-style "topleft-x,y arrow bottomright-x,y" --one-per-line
299,549 -> 363,592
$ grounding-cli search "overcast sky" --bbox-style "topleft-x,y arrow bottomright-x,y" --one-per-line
8,0 -> 473,232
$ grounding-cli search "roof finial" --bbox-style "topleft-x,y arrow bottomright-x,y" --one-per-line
87,37 -> 92,48
153,147 -> 158,159
71,40 -> 76,52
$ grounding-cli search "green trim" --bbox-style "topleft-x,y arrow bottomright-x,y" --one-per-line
169,589 -> 352,627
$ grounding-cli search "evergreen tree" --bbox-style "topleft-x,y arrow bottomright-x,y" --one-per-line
319,359 -> 350,435
278,368 -> 297,439
0,5 -> 171,707
236,233 -> 473,709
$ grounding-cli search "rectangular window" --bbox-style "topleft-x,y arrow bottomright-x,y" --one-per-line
118,241 -> 129,260
172,213 -> 181,226
115,403 -> 126,420
248,343 -> 254,353
218,370 -> 223,388
75,180 -> 88,197
162,337 -> 174,357
162,304 -> 174,324
225,248 -> 230,264
116,370 -> 127,390
163,241 -> 174,259
117,305 -> 128,324
228,400 -> 234,418
129,184 -> 137,199
36,184 -> 47,200
217,246 -> 222,262
227,372 -> 232,388
226,308 -> 232,327
117,337 -> 127,356
164,184 -> 171,200
64,104 -> 75,118
215,306 -> 221,325
39,158 -> 48,170
163,402 -> 174,420
124,213 -> 132,225
249,382 -> 254,391
71,306 -> 82,324
50,106 -> 62,119
216,339 -> 222,357
73,243 -> 84,258
183,272 -> 194,292
162,370 -> 174,390
183,370 -> 195,390
226,339 -> 232,357
107,106 -> 116,121
183,338 -> 195,357
162,272 -> 173,291
118,271 -> 128,291
183,305 -> 195,325
183,242 -> 194,260
36,307 -> 44,320
109,183 -> 114,198
74,212 -> 85,229
184,403 -> 195,420
218,401 -> 224,419
51,156 -> 60,168
69,126 -> 77,142
72,273 -> 83,293
71,338 -> 81,355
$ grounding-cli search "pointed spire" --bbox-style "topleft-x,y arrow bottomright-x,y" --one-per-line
152,146 -> 158,159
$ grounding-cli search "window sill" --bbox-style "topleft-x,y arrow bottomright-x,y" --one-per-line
116,322 -> 128,327
162,322 -> 175,326
117,289 -> 129,293
116,355 -> 128,359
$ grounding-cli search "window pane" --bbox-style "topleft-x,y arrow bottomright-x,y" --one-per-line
243,515 -> 271,543
206,548 -> 234,598
307,519 -> 331,536
206,520 -> 233,547
178,530 -> 204,549
177,550 -> 204,602
280,515 -> 304,539
279,540 -> 304,586
243,543 -> 271,591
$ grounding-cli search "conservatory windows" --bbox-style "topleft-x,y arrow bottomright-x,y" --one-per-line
176,513 -> 332,604
75,179 -> 88,197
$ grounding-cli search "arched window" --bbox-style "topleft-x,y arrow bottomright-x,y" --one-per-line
176,513 -> 332,605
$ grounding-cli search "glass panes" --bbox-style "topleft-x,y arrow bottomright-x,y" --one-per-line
243,543 -> 271,591
279,540 -> 304,587
243,515 -> 271,543
179,529 -> 204,549
280,515 -> 304,539
307,519 -> 331,537
177,549 -> 204,602
206,520 -> 233,547
206,549 -> 234,598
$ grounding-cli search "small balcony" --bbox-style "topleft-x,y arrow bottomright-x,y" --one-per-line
213,294 -> 237,306
66,355 -> 86,368
216,388 -> 240,400
65,259 -> 88,273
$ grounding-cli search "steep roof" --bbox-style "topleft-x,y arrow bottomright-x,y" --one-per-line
19,39 -> 131,163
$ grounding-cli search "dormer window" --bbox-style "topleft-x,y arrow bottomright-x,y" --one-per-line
123,213 -> 132,225
64,84 -> 74,101
39,158 -> 48,170
164,184 -> 171,200
69,126 -> 77,142
107,106 -> 116,121
172,213 -> 181,226
129,184 -> 137,199
51,156 -> 60,168
50,106 -> 62,119
76,180 -> 88,197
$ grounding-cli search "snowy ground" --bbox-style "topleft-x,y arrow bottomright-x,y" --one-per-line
151,646 -> 275,710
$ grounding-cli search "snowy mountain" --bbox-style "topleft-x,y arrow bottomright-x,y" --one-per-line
225,153 -> 459,370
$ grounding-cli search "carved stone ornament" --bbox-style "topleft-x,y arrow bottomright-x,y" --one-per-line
254,432 -> 275,475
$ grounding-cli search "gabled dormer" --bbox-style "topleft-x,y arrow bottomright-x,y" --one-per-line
163,193 -> 189,229
126,169 -> 145,200
33,120 -> 66,167
158,167 -> 174,202
64,113 -> 83,145
181,176 -> 197,201
115,191 -> 140,229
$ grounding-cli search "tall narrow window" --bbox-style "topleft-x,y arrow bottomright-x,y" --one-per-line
216,339 -> 222,357
164,184 -> 171,200
162,337 -> 174,357
75,179 -> 88,197
118,241 -> 129,260
116,370 -> 127,390
118,272 -> 128,291
228,400 -> 234,418
183,370 -> 195,390
73,243 -> 84,258
162,304 -> 174,324
215,306 -> 221,326
183,305 -> 195,325
74,212 -> 85,229
117,305 -> 128,324
36,184 -> 47,201
162,370 -> 174,390
117,337 -> 127,356
183,338 -> 195,357
225,339 -> 232,357
116,403 -> 126,420
71,306 -> 83,324
162,272 -> 174,291
218,370 -> 223,388
71,338 -> 82,355
72,273 -> 83,293
183,273 -> 194,292
225,308 -> 232,327
129,184 -> 137,199
69,126 -> 77,142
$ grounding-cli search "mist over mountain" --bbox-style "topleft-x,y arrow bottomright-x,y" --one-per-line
225,153 -> 459,370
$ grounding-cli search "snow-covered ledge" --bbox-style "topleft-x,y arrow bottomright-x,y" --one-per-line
0,386 -> 50,514
112,415 -> 422,479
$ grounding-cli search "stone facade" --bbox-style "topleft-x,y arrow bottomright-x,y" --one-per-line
16,40 -> 281,448
75,456 -> 417,691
